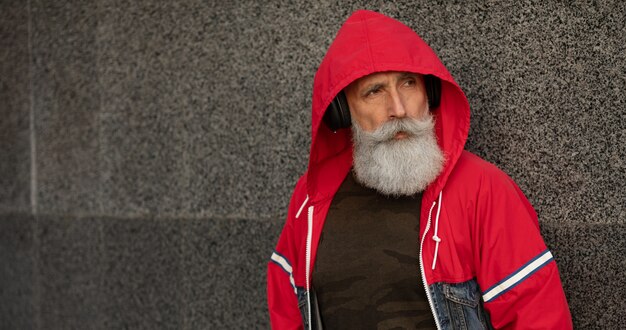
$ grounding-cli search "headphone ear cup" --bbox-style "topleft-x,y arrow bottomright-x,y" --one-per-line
323,91 -> 351,131
424,75 -> 442,110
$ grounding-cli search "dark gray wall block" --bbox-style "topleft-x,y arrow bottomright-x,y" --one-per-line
38,215 -> 104,329
182,217 -> 282,329
1,214 -> 281,329
0,213 -> 35,330
542,222 -> 626,329
0,1 -> 31,213
102,216 -> 183,329
1,0 -> 624,329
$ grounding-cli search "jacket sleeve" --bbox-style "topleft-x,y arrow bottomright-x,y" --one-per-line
267,178 -> 306,330
475,167 -> 572,329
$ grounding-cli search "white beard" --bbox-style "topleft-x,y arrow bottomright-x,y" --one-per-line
351,114 -> 445,196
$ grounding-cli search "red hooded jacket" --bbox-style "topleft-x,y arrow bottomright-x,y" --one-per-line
268,10 -> 572,329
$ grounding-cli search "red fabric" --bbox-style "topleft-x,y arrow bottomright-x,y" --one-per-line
268,10 -> 572,329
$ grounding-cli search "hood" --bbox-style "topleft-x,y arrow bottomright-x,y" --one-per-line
306,10 -> 470,203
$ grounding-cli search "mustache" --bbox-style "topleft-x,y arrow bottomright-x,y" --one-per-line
355,116 -> 436,143
351,113 -> 444,196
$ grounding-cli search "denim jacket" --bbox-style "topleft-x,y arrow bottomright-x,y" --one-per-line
296,279 -> 493,330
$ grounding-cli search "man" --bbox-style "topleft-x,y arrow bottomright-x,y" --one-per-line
268,10 -> 572,329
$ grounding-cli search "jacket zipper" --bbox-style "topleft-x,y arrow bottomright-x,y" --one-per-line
305,205 -> 314,330
420,199 -> 442,330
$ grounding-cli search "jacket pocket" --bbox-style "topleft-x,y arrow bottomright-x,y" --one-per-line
296,287 -> 309,329
443,281 -> 479,307
296,286 -> 324,330
433,279 -> 493,330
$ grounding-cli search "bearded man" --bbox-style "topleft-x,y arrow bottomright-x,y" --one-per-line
267,10 -> 572,330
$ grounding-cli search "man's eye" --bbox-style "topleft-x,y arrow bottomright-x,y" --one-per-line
365,88 -> 381,96
404,79 -> 416,86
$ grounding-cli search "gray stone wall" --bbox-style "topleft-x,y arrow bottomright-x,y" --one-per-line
1,1 -> 624,328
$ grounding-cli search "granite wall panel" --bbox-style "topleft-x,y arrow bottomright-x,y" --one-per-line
97,1 -> 199,217
31,0 -> 101,214
181,216 -> 282,328
542,221 -> 626,329
37,215 -> 104,329
0,213 -> 35,330
183,2 -> 320,218
96,1 -> 314,218
0,1 -> 31,213
102,216 -> 182,329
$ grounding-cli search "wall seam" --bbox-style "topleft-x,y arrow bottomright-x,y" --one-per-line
181,219 -> 188,330
26,210 -> 283,223
27,0 -> 37,215
94,1 -> 107,327
26,2 -> 41,329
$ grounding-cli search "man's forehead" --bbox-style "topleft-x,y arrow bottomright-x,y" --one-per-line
349,71 -> 421,89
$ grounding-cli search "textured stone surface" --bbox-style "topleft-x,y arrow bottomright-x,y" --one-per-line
97,1 -> 197,217
0,1 -> 31,213
96,1 -> 312,218
181,2 -> 316,219
2,1 -> 625,329
102,216 -> 182,329
0,213 -> 35,330
181,216 -> 282,328
542,221 -> 626,329
31,1 -> 101,214
37,215 -> 104,329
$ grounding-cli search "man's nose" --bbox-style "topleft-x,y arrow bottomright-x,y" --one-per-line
388,91 -> 407,119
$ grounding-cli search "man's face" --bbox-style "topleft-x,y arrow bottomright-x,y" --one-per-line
345,71 -> 444,196
344,71 -> 429,137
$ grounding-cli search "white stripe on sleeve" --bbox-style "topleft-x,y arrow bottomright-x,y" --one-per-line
271,251 -> 297,294
483,250 -> 554,302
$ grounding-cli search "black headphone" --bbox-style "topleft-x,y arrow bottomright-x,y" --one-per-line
322,74 -> 442,131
